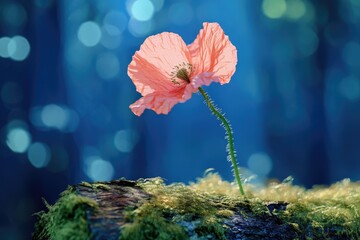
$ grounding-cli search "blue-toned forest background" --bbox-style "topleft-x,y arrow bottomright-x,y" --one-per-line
1,0 -> 360,239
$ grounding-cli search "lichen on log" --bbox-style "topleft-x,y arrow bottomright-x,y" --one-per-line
33,174 -> 360,240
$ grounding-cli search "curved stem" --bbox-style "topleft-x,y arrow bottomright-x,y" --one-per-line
198,87 -> 245,196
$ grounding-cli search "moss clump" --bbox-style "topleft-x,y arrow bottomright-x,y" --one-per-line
124,174 -> 360,240
120,177 -> 247,240
34,173 -> 360,240
33,187 -> 98,240
192,173 -> 360,239
120,204 -> 187,240
256,179 -> 360,239
195,216 -> 227,240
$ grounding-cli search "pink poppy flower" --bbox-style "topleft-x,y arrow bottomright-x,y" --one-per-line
128,22 -> 237,116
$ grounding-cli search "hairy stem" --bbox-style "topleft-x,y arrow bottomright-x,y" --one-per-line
198,87 -> 245,196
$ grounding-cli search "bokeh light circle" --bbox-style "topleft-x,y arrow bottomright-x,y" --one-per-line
114,129 -> 139,153
285,0 -> 306,20
130,0 -> 154,21
27,142 -> 51,168
101,25 -> 122,49
6,127 -> 32,153
41,104 -> 69,130
128,18 -> 153,37
2,2 -> 27,28
103,11 -> 127,33
339,76 -> 360,101
262,0 -> 287,19
0,37 -> 11,58
297,27 -> 318,57
8,36 -> 31,61
247,152 -> 273,176
77,21 -> 102,47
85,157 -> 114,181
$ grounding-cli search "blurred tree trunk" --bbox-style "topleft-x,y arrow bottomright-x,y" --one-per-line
256,0 -> 337,187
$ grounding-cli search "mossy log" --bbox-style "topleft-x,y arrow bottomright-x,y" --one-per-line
33,175 -> 360,240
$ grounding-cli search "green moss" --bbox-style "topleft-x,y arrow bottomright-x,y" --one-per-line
195,216 -> 227,240
120,204 -> 187,240
35,173 -> 360,240
33,187 -> 98,240
253,178 -> 360,239
119,177 -> 240,239
191,174 -> 360,239
126,174 -> 360,239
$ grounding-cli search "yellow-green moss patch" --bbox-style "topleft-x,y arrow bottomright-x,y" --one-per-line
120,177 -> 250,239
33,187 -> 98,240
192,173 -> 360,239
120,203 -> 187,240
123,174 -> 360,240
34,174 -> 360,240
257,178 -> 360,239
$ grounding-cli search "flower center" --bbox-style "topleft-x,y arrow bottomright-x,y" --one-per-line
170,62 -> 193,85
176,68 -> 190,82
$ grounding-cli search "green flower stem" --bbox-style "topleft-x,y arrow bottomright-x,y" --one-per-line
198,87 -> 245,196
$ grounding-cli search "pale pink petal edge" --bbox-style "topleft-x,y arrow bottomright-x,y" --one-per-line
188,22 -> 237,85
130,92 -> 183,116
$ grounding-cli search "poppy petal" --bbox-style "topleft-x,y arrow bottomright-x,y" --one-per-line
130,91 -> 184,116
182,72 -> 220,101
128,32 -> 192,96
188,22 -> 237,84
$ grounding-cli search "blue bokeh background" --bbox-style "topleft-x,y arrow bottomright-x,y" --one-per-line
1,0 -> 360,239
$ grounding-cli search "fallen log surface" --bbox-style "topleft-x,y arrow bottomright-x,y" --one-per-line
33,175 -> 360,240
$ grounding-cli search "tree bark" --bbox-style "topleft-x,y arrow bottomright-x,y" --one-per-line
78,180 -> 151,239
